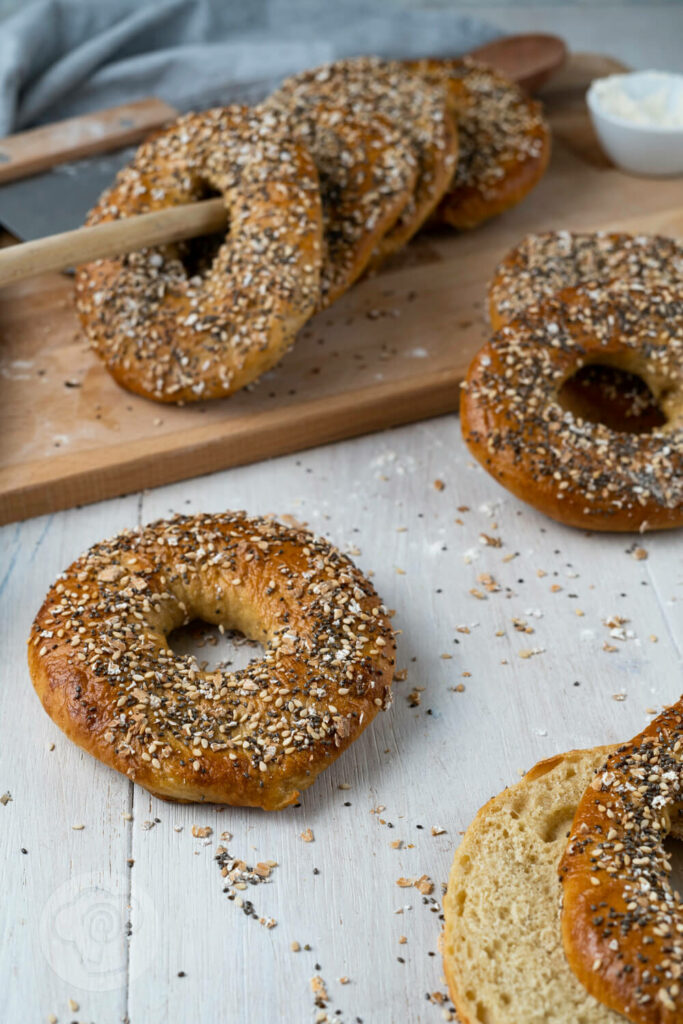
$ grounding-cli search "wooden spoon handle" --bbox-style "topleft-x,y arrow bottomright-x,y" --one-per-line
0,198 -> 227,288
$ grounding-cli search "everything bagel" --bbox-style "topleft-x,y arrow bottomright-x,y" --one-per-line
559,704 -> 683,1023
76,107 -> 323,403
461,280 -> 683,532
489,231 -> 683,330
28,512 -> 395,810
263,73 -> 419,308
407,58 -> 550,230
271,58 -> 458,271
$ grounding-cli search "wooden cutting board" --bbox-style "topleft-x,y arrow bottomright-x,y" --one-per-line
2,53 -> 682,526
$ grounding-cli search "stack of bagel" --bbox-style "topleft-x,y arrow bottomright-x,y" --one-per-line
75,56 -> 550,403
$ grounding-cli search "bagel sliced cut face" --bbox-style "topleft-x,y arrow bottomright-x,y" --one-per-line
443,745 -> 623,1024
28,512 -> 395,810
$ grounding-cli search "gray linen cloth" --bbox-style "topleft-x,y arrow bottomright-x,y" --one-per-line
0,0 -> 499,134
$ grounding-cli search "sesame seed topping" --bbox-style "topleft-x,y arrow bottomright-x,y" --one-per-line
491,230 -> 683,327
560,701 -> 683,1015
463,279 -> 683,531
76,107 -> 323,404
29,511 -> 395,810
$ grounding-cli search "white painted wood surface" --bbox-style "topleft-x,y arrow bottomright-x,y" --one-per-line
1,415 -> 682,1024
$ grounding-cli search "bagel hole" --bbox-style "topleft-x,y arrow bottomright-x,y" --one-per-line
558,364 -> 666,433
167,620 -> 264,673
176,181 -> 226,279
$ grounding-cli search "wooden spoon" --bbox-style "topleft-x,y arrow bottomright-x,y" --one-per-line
0,200 -> 227,289
0,33 -> 567,289
470,33 -> 567,94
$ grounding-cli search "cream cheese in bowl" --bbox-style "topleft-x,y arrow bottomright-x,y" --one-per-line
587,71 -> 683,175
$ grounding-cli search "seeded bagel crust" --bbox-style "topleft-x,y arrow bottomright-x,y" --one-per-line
489,231 -> 683,330
28,512 -> 395,810
461,280 -> 683,532
560,704 -> 683,1023
76,106 -> 323,404
262,77 -> 419,308
407,58 -> 550,230
271,57 -> 458,275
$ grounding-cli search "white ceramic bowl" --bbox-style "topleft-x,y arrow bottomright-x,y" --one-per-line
586,71 -> 683,176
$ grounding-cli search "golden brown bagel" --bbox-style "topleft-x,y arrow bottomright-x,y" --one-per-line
28,512 -> 395,810
489,231 -> 683,330
75,106 -> 323,404
262,84 -> 419,308
559,705 -> 683,1023
271,58 -> 458,273
443,745 -> 623,1024
407,58 -> 550,230
461,280 -> 683,532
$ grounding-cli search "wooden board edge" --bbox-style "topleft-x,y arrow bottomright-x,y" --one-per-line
0,370 -> 464,524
